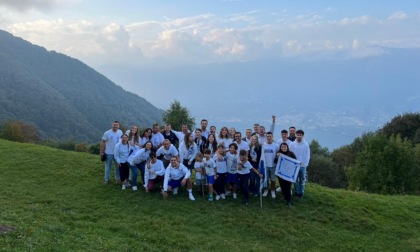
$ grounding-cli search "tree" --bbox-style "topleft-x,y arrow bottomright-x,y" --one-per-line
0,120 -> 39,143
379,112 -> 420,143
309,140 -> 347,188
162,100 -> 195,131
346,133 -> 418,195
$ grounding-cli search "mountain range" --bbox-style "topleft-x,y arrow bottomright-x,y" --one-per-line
0,30 -> 163,143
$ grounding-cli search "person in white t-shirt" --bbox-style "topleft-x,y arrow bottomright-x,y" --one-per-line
257,115 -> 276,145
151,123 -> 164,152
237,149 -> 263,205
225,143 -> 239,199
162,156 -> 195,201
275,129 -> 293,193
234,132 -> 250,157
203,149 -> 217,201
156,139 -> 179,167
171,124 -> 190,145
276,129 -> 293,146
262,132 -> 279,199
100,121 -> 123,184
290,129 -> 310,198
144,152 -> 166,192
217,126 -> 232,149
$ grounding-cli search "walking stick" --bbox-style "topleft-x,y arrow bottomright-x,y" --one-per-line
260,178 -> 263,208
201,167 -> 205,197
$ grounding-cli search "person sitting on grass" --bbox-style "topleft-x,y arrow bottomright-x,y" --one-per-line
162,156 -> 195,201
203,148 -> 217,202
144,152 -> 165,192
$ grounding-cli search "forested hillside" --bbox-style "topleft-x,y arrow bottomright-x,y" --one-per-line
0,30 -> 162,142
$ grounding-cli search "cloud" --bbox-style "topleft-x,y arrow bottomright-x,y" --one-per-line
6,9 -> 420,66
0,0 -> 77,12
388,11 -> 408,20
335,15 -> 370,26
8,19 -> 143,66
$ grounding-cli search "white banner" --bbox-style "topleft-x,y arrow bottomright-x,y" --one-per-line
275,154 -> 301,183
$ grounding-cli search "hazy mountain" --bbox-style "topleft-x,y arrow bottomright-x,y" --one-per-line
97,47 -> 420,149
0,30 -> 163,142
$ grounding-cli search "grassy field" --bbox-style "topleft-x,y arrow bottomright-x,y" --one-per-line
0,139 -> 419,251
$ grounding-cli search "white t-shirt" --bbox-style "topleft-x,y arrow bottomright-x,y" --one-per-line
262,142 -> 279,167
194,161 -> 205,180
144,159 -> 166,186
151,132 -> 164,148
237,160 -> 253,175
204,158 -> 216,176
156,145 -> 179,161
102,129 -> 123,154
226,152 -> 239,174
213,153 -> 227,173
234,140 -> 250,152
276,139 -> 293,147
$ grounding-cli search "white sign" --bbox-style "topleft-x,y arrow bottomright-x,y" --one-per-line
275,154 -> 301,183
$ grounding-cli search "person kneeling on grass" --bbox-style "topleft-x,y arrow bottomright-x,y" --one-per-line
163,156 -> 195,201
144,152 -> 165,192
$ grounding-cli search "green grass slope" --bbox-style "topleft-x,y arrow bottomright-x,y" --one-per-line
0,139 -> 419,251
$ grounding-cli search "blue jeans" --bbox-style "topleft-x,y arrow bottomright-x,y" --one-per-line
129,164 -> 139,187
104,154 -> 120,182
294,166 -> 307,195
249,171 -> 260,195
136,161 -> 146,186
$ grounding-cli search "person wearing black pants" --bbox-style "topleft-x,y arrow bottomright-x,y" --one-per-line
237,149 -> 263,205
276,143 -> 297,206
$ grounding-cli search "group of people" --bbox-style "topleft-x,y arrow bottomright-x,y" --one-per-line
99,116 -> 310,206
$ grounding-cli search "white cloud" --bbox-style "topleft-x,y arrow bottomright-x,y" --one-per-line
8,19 -> 142,66
5,10 -> 420,66
352,39 -> 360,50
335,15 -> 370,26
388,11 -> 408,20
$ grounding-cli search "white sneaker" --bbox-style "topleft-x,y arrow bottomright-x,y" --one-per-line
233,193 -> 237,199
216,195 -> 221,201
132,186 -> 138,191
189,194 -> 195,201
126,181 -> 131,187
221,193 -> 226,199
263,190 -> 268,197
271,190 -> 276,199
225,190 -> 232,196
122,185 -> 126,190
276,187 -> 282,192
173,188 -> 178,195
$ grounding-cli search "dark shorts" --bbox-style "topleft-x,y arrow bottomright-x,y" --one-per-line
226,173 -> 238,184
168,176 -> 185,189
